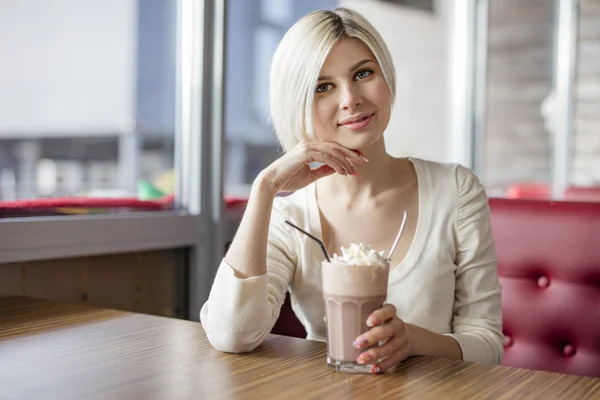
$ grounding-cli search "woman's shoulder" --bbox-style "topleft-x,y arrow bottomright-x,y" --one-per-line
410,157 -> 484,196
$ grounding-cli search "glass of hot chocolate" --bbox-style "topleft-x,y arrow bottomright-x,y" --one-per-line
322,243 -> 390,374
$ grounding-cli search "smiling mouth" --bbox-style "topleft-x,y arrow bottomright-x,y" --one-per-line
339,113 -> 375,126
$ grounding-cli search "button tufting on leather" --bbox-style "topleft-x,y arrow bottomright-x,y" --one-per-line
504,335 -> 513,347
563,344 -> 576,357
537,276 -> 550,288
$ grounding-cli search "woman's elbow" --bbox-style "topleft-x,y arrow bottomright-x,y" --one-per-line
204,328 -> 267,354
199,300 -> 274,353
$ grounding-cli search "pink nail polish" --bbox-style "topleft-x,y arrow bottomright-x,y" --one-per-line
357,354 -> 371,364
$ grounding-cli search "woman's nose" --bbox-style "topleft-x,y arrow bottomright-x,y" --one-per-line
339,85 -> 363,110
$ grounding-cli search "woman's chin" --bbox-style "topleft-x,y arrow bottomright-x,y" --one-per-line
337,131 -> 384,151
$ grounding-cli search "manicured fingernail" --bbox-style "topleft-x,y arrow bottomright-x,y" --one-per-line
357,354 -> 372,364
370,364 -> 381,374
353,337 -> 368,348
353,150 -> 369,162
366,317 -> 377,327
341,168 -> 347,175
351,167 -> 357,175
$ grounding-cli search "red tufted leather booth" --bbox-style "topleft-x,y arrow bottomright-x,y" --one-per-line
270,197 -> 600,377
489,197 -> 600,377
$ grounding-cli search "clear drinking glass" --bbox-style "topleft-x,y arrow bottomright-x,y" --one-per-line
321,260 -> 390,373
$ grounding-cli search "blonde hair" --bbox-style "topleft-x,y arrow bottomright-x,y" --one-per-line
269,8 -> 396,152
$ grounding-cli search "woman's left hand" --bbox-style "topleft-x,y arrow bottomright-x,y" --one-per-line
353,304 -> 412,373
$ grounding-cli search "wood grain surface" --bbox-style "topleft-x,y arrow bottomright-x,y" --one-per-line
1,296 -> 600,400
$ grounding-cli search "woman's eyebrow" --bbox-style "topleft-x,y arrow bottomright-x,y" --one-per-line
317,59 -> 376,81
349,58 -> 375,71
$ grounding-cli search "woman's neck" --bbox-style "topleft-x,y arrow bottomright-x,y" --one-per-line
316,139 -> 410,208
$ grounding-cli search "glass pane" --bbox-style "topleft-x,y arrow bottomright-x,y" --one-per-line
569,0 -> 600,201
482,0 -> 556,199
252,26 -> 281,124
260,0 -> 293,25
0,0 -> 177,216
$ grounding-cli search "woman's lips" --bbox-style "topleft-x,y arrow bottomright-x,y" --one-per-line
339,113 -> 374,131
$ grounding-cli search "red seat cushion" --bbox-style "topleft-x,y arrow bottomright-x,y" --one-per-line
490,198 -> 600,377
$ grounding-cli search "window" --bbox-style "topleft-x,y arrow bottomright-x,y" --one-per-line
0,0 -> 226,316
571,0 -> 600,189
479,0 -> 557,198
0,0 -> 177,215
469,0 -> 600,202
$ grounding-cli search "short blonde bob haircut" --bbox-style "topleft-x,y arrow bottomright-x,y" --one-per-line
269,7 -> 396,152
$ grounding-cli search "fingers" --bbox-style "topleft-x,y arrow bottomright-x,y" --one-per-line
325,150 -> 356,176
356,330 -> 409,366
354,315 -> 410,373
353,316 -> 400,349
366,304 -> 397,327
377,351 -> 404,372
297,143 -> 346,175
313,151 -> 348,175
310,165 -> 336,182
320,142 -> 365,167
297,142 -> 366,176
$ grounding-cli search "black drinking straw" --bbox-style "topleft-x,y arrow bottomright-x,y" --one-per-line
285,220 -> 331,262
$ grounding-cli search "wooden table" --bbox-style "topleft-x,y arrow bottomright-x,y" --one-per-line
1,297 -> 600,400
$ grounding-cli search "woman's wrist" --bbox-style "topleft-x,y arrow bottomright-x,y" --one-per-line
406,323 -> 418,357
405,323 -> 463,360
253,170 -> 279,199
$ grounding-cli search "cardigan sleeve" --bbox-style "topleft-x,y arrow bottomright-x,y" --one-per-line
447,165 -> 505,364
200,198 -> 298,353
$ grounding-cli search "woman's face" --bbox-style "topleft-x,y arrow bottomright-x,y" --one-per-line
312,38 -> 391,150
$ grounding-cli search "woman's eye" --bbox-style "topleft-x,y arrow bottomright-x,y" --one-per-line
355,69 -> 373,80
316,83 -> 333,93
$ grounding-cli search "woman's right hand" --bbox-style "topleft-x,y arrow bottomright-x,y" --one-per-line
259,141 -> 367,194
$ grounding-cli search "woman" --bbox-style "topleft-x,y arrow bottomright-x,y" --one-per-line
200,7 -> 504,373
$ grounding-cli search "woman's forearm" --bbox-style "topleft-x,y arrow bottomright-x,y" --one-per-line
224,172 -> 278,279
407,324 -> 463,360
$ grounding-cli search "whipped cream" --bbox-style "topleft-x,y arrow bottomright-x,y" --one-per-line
331,243 -> 387,267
